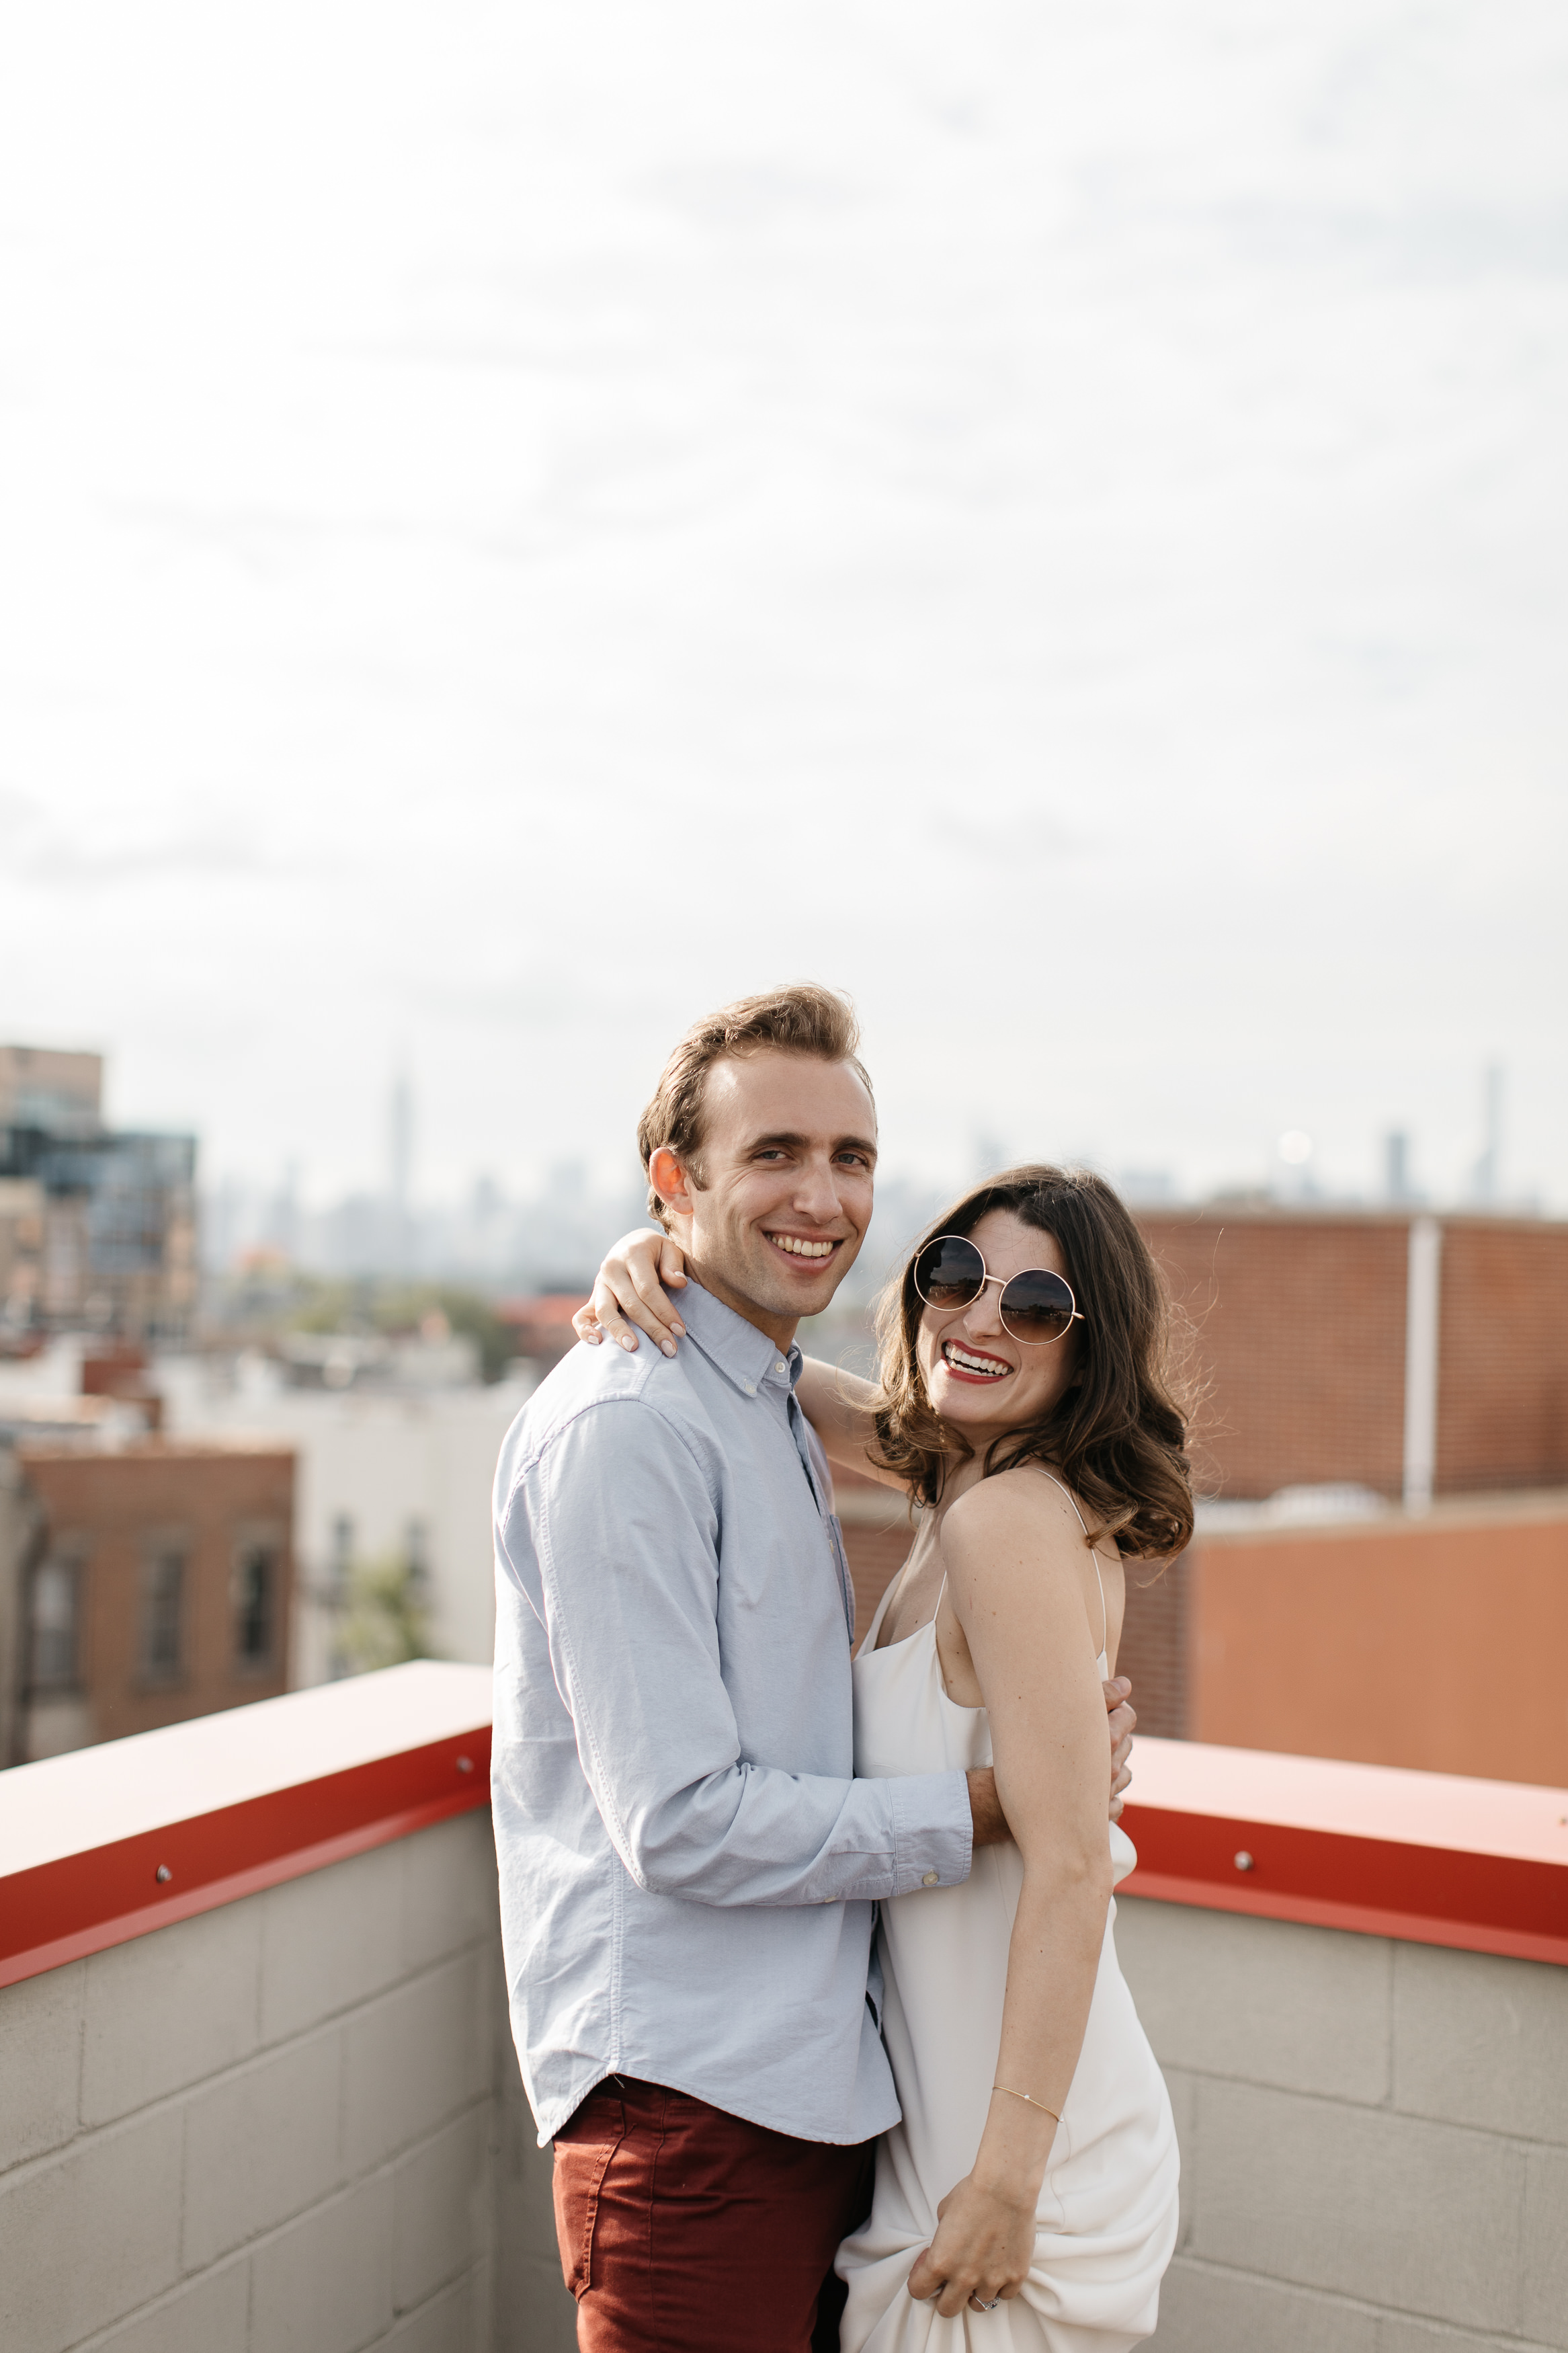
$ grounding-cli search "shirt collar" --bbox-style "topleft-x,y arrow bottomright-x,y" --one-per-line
677,1277 -> 800,1401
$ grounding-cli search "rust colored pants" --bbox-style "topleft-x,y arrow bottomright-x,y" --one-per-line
552,2076 -> 876,2353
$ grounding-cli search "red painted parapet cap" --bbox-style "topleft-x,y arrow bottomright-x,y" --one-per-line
0,1661 -> 493,1990
1120,1737 -> 1568,1966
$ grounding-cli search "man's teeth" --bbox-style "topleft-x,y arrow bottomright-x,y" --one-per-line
772,1236 -> 835,1259
943,1342 -> 1009,1377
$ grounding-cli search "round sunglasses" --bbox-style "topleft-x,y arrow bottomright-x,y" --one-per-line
913,1233 -> 1084,1347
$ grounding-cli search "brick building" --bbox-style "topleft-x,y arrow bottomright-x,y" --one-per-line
1135,1207 -> 1568,1501
833,1207 -> 1568,1760
494,1294 -> 589,1372
0,1041 -> 198,1346
1,1439 -> 294,1764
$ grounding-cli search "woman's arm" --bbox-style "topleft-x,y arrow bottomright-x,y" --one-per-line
907,1476 -> 1116,2319
573,1238 -> 908,1490
794,1359 -> 906,1489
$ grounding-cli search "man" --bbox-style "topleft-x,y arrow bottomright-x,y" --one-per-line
492,985 -> 1134,2352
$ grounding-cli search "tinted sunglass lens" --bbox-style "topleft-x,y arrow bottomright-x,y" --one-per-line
999,1270 -> 1075,1342
915,1236 -> 985,1310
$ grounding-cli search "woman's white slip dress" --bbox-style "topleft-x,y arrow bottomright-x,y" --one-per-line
836,1483 -> 1180,2352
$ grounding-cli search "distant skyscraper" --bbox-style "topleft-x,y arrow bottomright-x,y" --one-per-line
389,1070 -> 413,1213
388,1068 -> 414,1273
1471,1063 -> 1503,1205
0,1045 -> 104,1136
1385,1131 -> 1412,1203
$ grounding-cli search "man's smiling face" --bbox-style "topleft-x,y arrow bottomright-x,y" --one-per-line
649,1049 -> 876,1347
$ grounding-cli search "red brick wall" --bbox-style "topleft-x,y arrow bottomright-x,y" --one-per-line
1437,1222 -> 1568,1491
1114,1554 -> 1190,1739
839,1517 -> 914,1644
1137,1211 -> 1410,1499
19,1442 -> 294,1747
1135,1210 -> 1568,1501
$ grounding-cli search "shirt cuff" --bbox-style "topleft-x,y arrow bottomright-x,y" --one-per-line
888,1769 -> 973,1897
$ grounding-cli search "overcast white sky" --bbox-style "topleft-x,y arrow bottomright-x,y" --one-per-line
3,1 -> 1565,1211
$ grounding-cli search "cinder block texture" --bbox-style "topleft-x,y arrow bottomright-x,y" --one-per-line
1149,2258 -> 1378,2352
1522,2146 -> 1568,2350
382,2266 -> 483,2353
91,2261 -> 250,2353
0,2110 -> 183,2353
0,1963 -> 83,2169
182,2026 -> 346,2268
81,1900 -> 261,2124
1190,2079 -> 1524,2334
401,1814 -> 500,1976
343,1948 -> 493,2175
259,1841 -> 405,2044
1393,1941 -> 1568,2145
250,2173 -> 394,2353
1159,2064 -> 1197,2256
392,2106 -> 493,2315
1116,1899 -> 1391,2102
495,2055 -> 578,2353
1378,2322 -> 1565,2353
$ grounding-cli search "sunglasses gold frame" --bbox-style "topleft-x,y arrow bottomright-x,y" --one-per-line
913,1234 -> 1085,1347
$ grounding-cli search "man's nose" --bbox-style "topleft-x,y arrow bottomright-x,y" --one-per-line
792,1156 -> 848,1224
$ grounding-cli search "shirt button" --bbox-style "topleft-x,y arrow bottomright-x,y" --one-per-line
921,1871 -> 939,1887
775,1359 -> 787,1375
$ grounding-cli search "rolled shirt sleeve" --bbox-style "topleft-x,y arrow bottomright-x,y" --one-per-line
505,1398 -> 973,1907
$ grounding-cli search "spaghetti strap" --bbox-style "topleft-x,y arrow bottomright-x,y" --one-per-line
1031,1470 -> 1108,1663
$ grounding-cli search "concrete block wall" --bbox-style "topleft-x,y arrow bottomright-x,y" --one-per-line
7,1802 -> 1563,2353
0,1814 -> 577,2353
1117,1896 -> 1568,2352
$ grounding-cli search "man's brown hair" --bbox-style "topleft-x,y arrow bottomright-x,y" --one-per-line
636,984 -> 874,1227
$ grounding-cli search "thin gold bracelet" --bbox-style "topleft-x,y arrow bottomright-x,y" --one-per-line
992,2085 -> 1061,2123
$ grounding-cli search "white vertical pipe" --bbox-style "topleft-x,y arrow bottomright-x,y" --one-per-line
1403,1215 -> 1442,1511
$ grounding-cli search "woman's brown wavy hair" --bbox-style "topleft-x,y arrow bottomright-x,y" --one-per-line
869,1164 -> 1194,1560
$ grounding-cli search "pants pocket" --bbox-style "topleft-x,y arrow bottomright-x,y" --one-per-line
552,2091 -> 627,2299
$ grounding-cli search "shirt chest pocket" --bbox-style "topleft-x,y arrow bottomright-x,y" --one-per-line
727,1524 -> 854,1659
722,1506 -> 839,1624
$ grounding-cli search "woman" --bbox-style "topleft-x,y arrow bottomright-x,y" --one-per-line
577,1166 -> 1188,2348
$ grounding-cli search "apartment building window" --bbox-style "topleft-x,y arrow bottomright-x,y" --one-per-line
233,1540 -> 276,1671
28,1555 -> 83,1693
140,1544 -> 185,1681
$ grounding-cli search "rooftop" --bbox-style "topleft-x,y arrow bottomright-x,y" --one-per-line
2,1669 -> 1565,2351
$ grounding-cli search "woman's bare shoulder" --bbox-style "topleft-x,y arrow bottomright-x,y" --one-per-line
940,1466 -> 1087,1561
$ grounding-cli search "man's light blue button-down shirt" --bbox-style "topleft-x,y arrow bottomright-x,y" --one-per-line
492,1277 -> 974,2147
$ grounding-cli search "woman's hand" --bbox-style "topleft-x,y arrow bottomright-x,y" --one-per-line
905,2173 -> 1038,2317
573,1229 -> 690,1357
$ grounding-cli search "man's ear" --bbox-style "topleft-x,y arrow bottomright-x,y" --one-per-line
649,1146 -> 696,1220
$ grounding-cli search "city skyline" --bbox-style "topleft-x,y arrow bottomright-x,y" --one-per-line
3,3 -> 1564,1211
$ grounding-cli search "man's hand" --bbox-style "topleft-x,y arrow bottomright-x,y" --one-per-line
967,1677 -> 1134,1848
1107,1676 -> 1135,1822
966,1767 -> 1009,1847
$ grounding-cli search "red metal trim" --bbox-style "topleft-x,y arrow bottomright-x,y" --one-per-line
0,1726 -> 493,1991
1118,1801 -> 1568,1966
7,1722 -> 1562,1989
